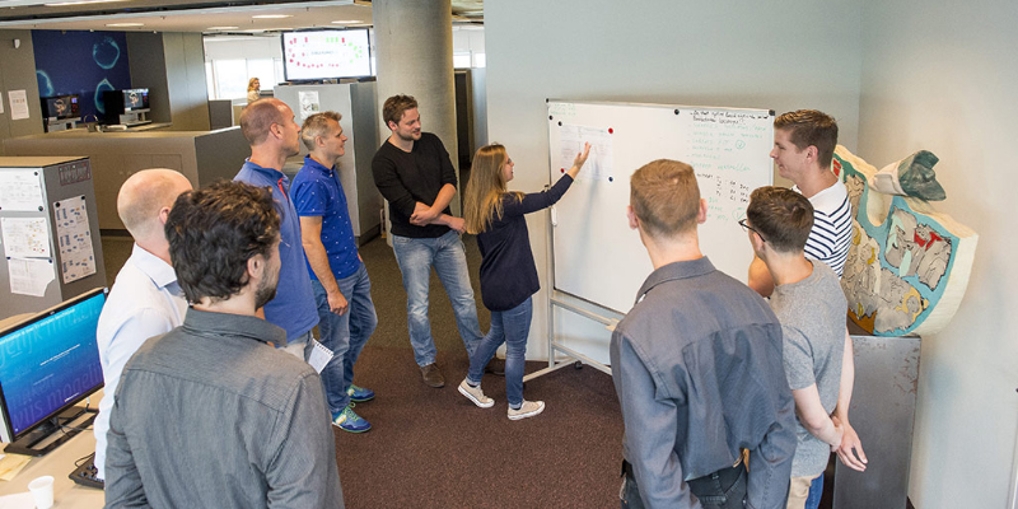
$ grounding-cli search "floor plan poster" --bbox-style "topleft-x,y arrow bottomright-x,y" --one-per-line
0,169 -> 44,212
54,196 -> 97,283
558,123 -> 614,182
1,217 -> 50,258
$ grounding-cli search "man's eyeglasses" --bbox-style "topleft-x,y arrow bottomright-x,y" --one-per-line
738,218 -> 766,242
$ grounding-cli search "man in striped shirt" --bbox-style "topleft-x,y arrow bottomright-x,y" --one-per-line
748,110 -> 868,509
749,109 -> 853,296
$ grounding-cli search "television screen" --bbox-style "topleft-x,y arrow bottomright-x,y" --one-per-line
41,95 -> 80,120
123,88 -> 149,112
282,28 -> 372,82
0,288 -> 105,444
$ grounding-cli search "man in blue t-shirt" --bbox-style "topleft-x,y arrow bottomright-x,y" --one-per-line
292,111 -> 377,433
234,98 -> 318,359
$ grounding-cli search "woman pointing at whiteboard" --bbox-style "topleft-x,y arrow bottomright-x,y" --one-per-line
458,141 -> 591,420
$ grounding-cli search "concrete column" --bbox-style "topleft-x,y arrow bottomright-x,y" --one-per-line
373,0 -> 459,214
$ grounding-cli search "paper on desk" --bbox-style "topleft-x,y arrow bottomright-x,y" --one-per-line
0,452 -> 32,481
307,338 -> 334,374
0,491 -> 35,509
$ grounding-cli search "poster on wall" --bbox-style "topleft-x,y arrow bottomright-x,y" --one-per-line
0,170 -> 44,212
53,196 -> 97,283
298,91 -> 320,121
8,90 -> 29,120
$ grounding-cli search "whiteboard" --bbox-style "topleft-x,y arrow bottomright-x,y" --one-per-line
548,101 -> 773,314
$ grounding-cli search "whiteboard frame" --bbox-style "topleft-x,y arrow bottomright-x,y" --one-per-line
528,99 -> 774,382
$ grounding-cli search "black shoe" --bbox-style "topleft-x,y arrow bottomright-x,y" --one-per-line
485,358 -> 505,376
420,363 -> 445,388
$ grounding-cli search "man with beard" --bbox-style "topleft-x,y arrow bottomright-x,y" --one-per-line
236,98 -> 319,361
104,181 -> 343,508
371,94 -> 483,387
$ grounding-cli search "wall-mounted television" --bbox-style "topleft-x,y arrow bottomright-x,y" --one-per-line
0,288 -> 106,456
282,28 -> 372,82
40,94 -> 80,121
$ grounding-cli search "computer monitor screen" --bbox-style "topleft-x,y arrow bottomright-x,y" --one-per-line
122,88 -> 149,112
282,28 -> 372,82
41,95 -> 80,120
0,288 -> 105,454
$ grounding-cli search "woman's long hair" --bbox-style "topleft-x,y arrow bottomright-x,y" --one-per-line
463,144 -> 522,234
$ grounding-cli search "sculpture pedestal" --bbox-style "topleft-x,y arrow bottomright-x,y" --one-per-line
833,332 -> 920,509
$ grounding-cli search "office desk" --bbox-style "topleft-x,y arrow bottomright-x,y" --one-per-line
0,430 -> 104,508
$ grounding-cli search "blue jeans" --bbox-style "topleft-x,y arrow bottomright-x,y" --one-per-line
467,297 -> 532,407
805,472 -> 823,509
391,230 -> 482,366
312,264 -> 378,415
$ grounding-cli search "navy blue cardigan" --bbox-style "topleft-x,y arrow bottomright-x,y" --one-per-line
476,175 -> 573,311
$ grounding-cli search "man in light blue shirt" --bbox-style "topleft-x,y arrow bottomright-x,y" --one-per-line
235,98 -> 319,358
94,168 -> 192,482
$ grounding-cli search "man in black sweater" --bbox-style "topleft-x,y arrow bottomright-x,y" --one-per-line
372,94 -> 482,388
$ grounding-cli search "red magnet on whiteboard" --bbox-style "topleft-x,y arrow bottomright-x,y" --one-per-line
608,127 -> 614,134
560,168 -> 565,173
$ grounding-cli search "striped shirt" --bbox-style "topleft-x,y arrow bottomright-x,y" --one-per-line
795,181 -> 853,277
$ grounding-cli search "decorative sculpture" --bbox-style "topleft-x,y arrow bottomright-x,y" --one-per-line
834,146 -> 977,336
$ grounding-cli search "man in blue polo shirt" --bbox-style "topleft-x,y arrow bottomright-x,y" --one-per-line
235,98 -> 318,359
292,111 -> 378,433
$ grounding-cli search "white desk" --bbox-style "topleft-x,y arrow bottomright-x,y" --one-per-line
0,412 -> 104,508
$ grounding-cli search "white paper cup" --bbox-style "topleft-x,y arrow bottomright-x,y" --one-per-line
28,475 -> 55,509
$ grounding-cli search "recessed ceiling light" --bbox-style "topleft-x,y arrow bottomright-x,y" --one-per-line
251,14 -> 292,19
207,26 -> 239,30
244,27 -> 292,33
331,20 -> 363,24
106,22 -> 144,27
44,0 -> 127,6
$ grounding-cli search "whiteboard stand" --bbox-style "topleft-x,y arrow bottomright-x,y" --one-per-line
523,217 -> 619,383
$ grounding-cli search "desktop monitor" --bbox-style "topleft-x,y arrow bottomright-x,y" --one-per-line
122,88 -> 150,112
40,94 -> 80,121
0,288 -> 106,456
282,28 -> 372,82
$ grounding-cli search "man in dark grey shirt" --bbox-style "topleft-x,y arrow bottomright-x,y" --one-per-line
611,160 -> 796,509
105,181 -> 343,509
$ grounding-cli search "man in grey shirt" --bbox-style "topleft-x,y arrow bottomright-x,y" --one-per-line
745,186 -> 849,509
104,181 -> 343,509
612,160 -> 796,509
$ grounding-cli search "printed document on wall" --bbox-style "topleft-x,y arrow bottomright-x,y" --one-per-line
558,124 -> 613,182
1,217 -> 50,258
54,196 -> 97,283
0,169 -> 44,212
8,257 -> 53,297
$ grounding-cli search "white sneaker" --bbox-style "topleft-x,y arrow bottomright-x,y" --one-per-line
508,400 -> 545,421
458,379 -> 494,408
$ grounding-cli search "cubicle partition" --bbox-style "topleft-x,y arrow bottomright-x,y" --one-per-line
3,127 -> 249,231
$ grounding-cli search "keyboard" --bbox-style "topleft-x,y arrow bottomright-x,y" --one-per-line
69,456 -> 105,490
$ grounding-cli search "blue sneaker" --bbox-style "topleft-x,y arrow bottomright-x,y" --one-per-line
332,404 -> 371,433
347,384 -> 375,402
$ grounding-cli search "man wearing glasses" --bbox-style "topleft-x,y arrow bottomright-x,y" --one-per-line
612,159 -> 796,509
234,98 -> 319,360
743,186 -> 857,509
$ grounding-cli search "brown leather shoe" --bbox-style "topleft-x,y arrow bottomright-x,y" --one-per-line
420,363 -> 445,388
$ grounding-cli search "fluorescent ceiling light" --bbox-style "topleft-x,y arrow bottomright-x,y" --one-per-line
44,0 -> 127,6
331,20 -> 363,24
207,26 -> 239,30
106,22 -> 144,27
251,14 -> 292,19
